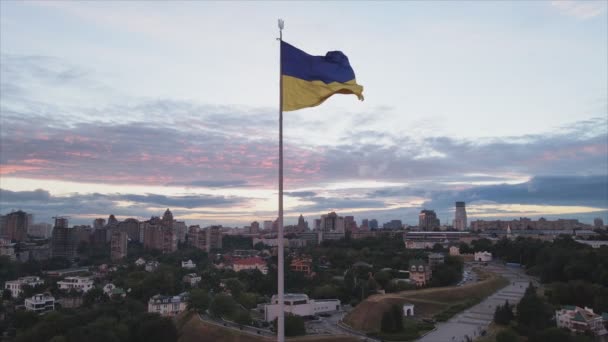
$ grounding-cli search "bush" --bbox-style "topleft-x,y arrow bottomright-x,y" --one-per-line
496,329 -> 519,342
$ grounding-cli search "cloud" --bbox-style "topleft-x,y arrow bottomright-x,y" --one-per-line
550,1 -> 607,19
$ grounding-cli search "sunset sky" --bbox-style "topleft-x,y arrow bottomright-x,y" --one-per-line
1,1 -> 607,226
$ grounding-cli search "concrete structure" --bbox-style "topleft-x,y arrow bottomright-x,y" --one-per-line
233,256 -> 268,274
0,239 -> 16,261
187,225 -> 222,252
93,218 -> 106,229
183,273 -> 201,286
250,221 -> 260,234
148,292 -> 189,317
383,219 -> 403,230
264,293 -> 340,322
1,210 -> 30,241
181,259 -> 196,269
594,218 -> 605,228
143,217 -> 177,254
290,257 -> 313,277
419,210 -> 440,231
263,220 -> 273,231
319,212 -> 345,235
135,257 -> 146,266
453,202 -> 468,231
28,223 -> 53,238
369,219 -> 379,230
297,214 -> 308,231
57,276 -> 94,293
145,261 -> 159,272
404,231 -> 474,249
25,293 -> 55,314
119,218 -> 140,242
51,218 -> 78,261
110,229 -> 127,261
4,276 -> 44,298
471,217 -> 588,231
402,303 -> 415,317
449,246 -> 461,256
174,221 -> 187,243
409,259 -> 432,286
428,253 -> 445,267
556,306 -> 607,336
474,251 -> 492,262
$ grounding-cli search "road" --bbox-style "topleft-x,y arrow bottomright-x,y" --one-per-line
417,262 -> 534,342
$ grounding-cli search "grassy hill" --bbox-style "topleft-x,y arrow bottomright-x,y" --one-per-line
343,268 -> 508,333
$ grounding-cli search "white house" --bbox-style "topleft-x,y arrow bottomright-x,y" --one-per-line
4,276 -> 44,298
25,293 -> 55,314
183,273 -> 201,286
474,251 -> 492,262
449,246 -> 460,256
556,306 -> 607,336
145,261 -> 159,272
135,258 -> 146,266
57,276 -> 94,293
181,259 -> 196,269
233,257 -> 268,274
148,292 -> 189,317
103,283 -> 117,296
264,293 -> 340,322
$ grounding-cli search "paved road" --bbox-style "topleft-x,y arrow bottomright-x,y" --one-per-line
417,263 -> 533,342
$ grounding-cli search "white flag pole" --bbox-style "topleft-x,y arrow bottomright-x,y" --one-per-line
277,18 -> 285,342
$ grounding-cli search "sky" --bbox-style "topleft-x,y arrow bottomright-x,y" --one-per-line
1,0 -> 607,227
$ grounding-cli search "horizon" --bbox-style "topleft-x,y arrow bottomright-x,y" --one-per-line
1,1 -> 607,227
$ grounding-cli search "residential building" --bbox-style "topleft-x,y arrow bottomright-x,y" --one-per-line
110,229 -> 127,261
232,256 -> 268,274
4,276 -> 44,298
449,246 -> 460,256
148,292 -> 189,317
428,253 -> 445,267
183,273 -> 201,286
409,260 -> 432,287
556,306 -> 607,336
474,251 -> 492,262
369,219 -> 379,230
419,210 -> 440,231
594,218 -> 605,229
25,293 -> 55,314
57,276 -> 94,293
344,216 -> 357,232
319,212 -> 345,234
297,215 -> 308,231
28,223 -> 53,238
187,225 -> 222,252
383,220 -> 403,230
181,259 -> 196,269
143,218 -> 177,254
145,261 -> 160,272
263,220 -> 273,231
93,218 -> 106,229
0,239 -> 16,261
264,293 -> 340,322
174,220 -> 187,243
119,218 -> 140,242
250,221 -> 260,234
361,219 -> 369,230
471,217 -> 587,231
2,210 -> 30,241
51,218 -> 78,261
453,202 -> 468,231
290,257 -> 313,277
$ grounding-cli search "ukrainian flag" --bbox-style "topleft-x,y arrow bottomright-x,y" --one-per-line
281,41 -> 364,112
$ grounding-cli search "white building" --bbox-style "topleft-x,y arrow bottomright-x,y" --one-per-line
264,293 -> 340,322
232,257 -> 268,274
103,283 -> 117,296
25,293 -> 55,314
556,306 -> 607,336
402,303 -> 415,317
449,246 -> 460,256
148,292 -> 189,317
181,259 -> 196,269
453,202 -> 467,230
145,261 -> 159,272
135,257 -> 146,266
57,276 -> 94,293
4,276 -> 44,298
474,251 -> 492,262
183,273 -> 201,286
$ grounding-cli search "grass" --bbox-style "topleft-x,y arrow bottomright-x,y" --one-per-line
366,319 -> 435,341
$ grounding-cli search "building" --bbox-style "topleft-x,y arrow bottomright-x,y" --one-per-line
369,219 -> 379,230
57,276 -> 94,293
4,276 -> 44,298
404,231 -> 474,249
383,219 -> 403,230
174,220 -> 187,243
344,216 -> 357,232
471,217 -> 588,231
419,210 -> 440,231
51,218 -> 78,261
93,218 -> 106,230
0,239 -> 16,261
233,256 -> 268,274
25,293 -> 55,314
297,214 -> 308,231
183,273 -> 201,286
148,292 -> 189,317
290,258 -> 313,277
250,221 -> 260,234
428,253 -> 445,267
402,303 -> 415,317
28,223 -> 53,238
474,251 -> 492,262
145,261 -> 160,272
453,202 -> 468,231
2,210 -> 30,241
264,293 -> 341,322
110,229 -> 127,261
319,212 -> 345,234
594,218 -> 605,229
143,218 -> 177,254
181,259 -> 196,269
361,219 -> 369,230
556,306 -> 607,336
449,246 -> 460,256
408,260 -> 432,287
263,220 -> 273,231
135,257 -> 146,266
187,225 -> 222,252
119,218 -> 140,242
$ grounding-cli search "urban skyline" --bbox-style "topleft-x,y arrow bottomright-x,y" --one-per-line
1,1 -> 607,226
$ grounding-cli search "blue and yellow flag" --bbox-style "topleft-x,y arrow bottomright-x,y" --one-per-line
281,41 -> 363,111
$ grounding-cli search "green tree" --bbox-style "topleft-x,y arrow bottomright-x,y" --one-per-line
234,310 -> 252,326
273,313 -> 306,337
528,327 -> 571,342
381,310 -> 396,333
2,288 -> 12,300
516,283 -> 553,335
494,300 -> 515,325
496,329 -> 519,342
224,278 -> 244,297
236,292 -> 257,309
188,288 -> 211,313
209,294 -> 237,318
132,314 -> 177,342
391,305 -> 403,332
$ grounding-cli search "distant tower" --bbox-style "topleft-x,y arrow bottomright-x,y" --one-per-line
453,202 -> 467,231
107,214 -> 118,227
594,218 -> 605,229
162,209 -> 174,228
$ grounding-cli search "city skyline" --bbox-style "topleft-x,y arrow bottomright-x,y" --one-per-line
1,1 -> 607,226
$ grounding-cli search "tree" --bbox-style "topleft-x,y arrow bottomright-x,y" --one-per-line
83,287 -> 107,307
2,288 -> 12,300
516,283 -> 553,335
373,271 -> 392,290
496,329 -> 519,342
188,289 -> 211,313
494,300 -> 515,325
528,327 -> 571,342
236,292 -> 257,309
234,310 -> 252,326
224,278 -> 244,297
381,310 -> 396,333
133,315 -> 177,342
273,313 -> 306,337
391,304 -> 403,332
209,294 -> 237,318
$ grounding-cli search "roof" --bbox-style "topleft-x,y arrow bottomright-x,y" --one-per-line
233,257 -> 265,266
409,259 -> 428,267
563,305 -> 576,310
573,311 -> 587,323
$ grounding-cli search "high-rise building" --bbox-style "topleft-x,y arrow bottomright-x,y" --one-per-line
143,221 -> 177,254
107,214 -> 119,227
110,229 -> 128,261
419,210 -> 440,231
297,214 -> 308,231
3,210 -> 30,241
93,218 -> 106,230
250,221 -> 260,234
51,217 -> 77,261
319,212 -> 345,233
162,209 -> 174,228
594,218 -> 605,229
369,219 -> 379,230
361,219 -> 369,230
344,216 -> 357,232
28,223 -> 53,238
120,218 -> 140,242
187,225 -> 222,252
263,220 -> 273,231
174,221 -> 187,243
383,220 -> 403,230
453,202 -> 468,231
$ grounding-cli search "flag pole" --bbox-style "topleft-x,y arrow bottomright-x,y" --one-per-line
277,18 -> 285,342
